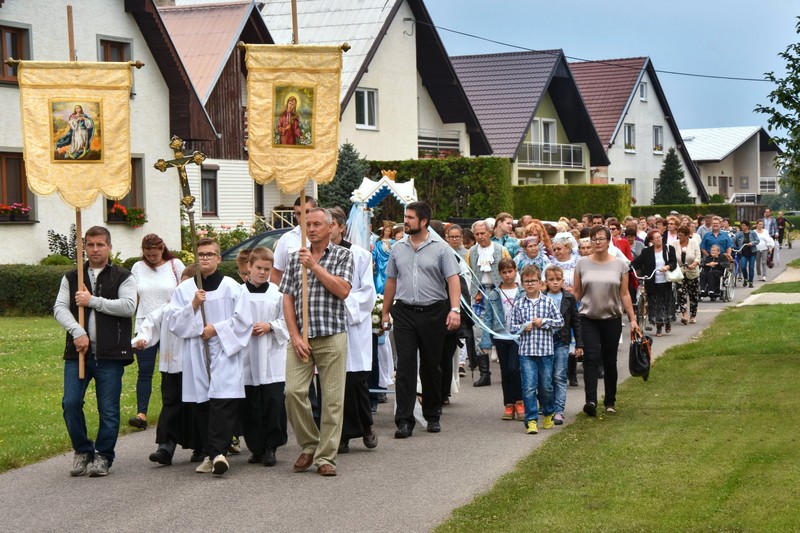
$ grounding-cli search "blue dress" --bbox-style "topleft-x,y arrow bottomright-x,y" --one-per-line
372,238 -> 394,295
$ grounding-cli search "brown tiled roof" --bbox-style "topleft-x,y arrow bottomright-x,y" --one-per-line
451,50 -> 609,165
159,1 -> 254,103
569,57 -> 646,147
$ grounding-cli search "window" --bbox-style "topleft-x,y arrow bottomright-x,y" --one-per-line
712,176 -> 717,186
106,159 -> 144,218
1,24 -> 31,83
760,178 -> 777,194
1,152 -> 32,217
201,167 -> 218,216
355,88 -> 377,129
98,36 -> 135,96
624,124 -> 635,151
254,182 -> 264,216
652,125 -> 663,152
542,120 -> 556,152
625,178 -> 636,202
707,176 -> 713,186
639,82 -> 647,101
739,176 -> 749,190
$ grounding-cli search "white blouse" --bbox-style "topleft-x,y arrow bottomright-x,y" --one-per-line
131,259 -> 185,332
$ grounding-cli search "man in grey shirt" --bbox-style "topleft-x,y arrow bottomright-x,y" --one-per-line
54,226 -> 136,477
381,202 -> 461,437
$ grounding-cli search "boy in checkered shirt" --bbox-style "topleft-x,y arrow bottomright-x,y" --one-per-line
511,264 -> 564,434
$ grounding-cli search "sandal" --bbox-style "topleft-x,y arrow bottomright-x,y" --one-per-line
681,314 -> 688,325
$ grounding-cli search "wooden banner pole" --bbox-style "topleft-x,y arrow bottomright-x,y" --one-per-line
67,4 -> 86,379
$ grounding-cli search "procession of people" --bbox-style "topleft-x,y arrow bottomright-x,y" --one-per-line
56,204 -> 785,477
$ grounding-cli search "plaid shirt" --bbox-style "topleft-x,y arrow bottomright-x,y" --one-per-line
511,294 -> 564,357
279,241 -> 354,338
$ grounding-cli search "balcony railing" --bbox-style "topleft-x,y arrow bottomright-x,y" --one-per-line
418,128 -> 461,158
517,142 -> 584,168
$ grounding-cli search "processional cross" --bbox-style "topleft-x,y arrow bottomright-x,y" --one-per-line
154,136 -> 211,376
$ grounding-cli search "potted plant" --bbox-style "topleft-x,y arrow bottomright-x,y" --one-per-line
9,203 -> 31,221
0,204 -> 10,221
109,203 -> 147,228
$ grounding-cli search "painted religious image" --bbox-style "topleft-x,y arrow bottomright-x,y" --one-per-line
51,100 -> 103,161
273,86 -> 314,147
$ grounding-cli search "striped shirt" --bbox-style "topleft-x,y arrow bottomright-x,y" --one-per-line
511,294 -> 564,357
279,241 -> 354,338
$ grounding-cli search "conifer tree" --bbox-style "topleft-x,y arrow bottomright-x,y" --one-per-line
652,147 -> 692,204
318,143 -> 370,213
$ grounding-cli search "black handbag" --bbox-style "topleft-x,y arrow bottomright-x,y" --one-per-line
629,330 -> 653,381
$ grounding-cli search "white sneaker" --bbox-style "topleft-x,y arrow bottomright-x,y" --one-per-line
195,457 -> 213,473
762,276 -> 767,282
212,454 -> 229,475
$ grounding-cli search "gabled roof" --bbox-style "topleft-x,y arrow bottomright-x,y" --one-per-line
259,0 -> 491,155
451,50 -> 609,165
570,56 -> 708,202
680,126 -> 782,162
160,1 -> 272,104
569,57 -> 646,147
124,0 -> 217,141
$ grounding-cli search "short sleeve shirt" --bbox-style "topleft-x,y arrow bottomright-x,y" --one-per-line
386,233 -> 460,305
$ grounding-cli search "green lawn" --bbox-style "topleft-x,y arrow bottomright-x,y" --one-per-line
436,304 -> 800,532
0,317 -> 161,472
752,281 -> 800,294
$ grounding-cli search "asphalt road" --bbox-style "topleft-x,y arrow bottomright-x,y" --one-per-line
1,245 -> 795,532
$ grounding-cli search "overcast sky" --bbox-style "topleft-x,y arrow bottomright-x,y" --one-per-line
425,0 -> 798,133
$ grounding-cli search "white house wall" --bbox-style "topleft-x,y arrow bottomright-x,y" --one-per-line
0,0 -> 177,264
338,1 -> 418,160
606,71 -> 699,205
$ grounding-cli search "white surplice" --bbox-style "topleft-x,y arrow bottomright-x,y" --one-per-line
242,283 -> 289,386
344,245 -> 377,372
169,277 -> 253,403
130,303 -> 184,374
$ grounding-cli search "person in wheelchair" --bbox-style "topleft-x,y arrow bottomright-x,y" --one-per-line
699,244 -> 730,301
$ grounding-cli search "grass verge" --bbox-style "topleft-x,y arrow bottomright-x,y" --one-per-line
0,317 -> 161,472
752,281 -> 800,294
436,304 -> 800,532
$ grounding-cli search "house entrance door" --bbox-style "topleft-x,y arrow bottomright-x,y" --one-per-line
719,176 -> 728,198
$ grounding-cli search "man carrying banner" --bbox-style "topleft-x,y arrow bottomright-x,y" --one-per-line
54,226 -> 137,477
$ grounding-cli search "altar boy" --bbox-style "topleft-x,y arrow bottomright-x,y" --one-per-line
169,238 -> 253,476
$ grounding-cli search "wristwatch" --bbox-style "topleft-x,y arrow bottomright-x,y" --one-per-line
450,307 -> 461,314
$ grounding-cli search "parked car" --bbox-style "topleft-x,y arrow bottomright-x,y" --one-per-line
782,210 -> 800,216
221,227 -> 291,261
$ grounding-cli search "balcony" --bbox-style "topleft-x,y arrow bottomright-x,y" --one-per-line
418,128 -> 461,158
517,142 -> 584,168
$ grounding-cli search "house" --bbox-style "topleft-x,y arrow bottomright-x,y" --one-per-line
157,0 -> 307,231
680,126 -> 782,203
570,57 -> 708,205
451,50 -> 609,187
0,0 -> 214,264
259,0 -> 491,163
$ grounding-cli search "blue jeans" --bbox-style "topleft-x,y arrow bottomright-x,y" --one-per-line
62,357 -> 125,465
519,354 -> 554,423
739,255 -> 756,283
134,343 -> 158,414
552,341 -> 569,414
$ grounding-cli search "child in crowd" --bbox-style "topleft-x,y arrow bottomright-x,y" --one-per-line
169,237 -> 253,476
699,244 -> 729,301
543,266 -> 583,425
462,228 -> 476,250
236,249 -> 252,283
240,247 -> 289,467
479,258 -> 524,421
514,237 -> 547,272
511,265 -> 564,434
134,264 -> 200,466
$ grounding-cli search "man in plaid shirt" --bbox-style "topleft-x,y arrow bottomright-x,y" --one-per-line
279,208 -> 354,477
511,265 -> 564,435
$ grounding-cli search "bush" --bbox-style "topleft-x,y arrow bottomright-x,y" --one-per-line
0,264 -> 73,316
366,158 -> 513,222
39,254 -> 74,266
513,184 -> 631,220
122,257 -> 139,271
631,203 -> 736,220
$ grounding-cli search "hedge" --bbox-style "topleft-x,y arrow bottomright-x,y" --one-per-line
366,157 -> 513,221
512,184 -> 631,221
0,263 -> 242,317
631,203 -> 735,219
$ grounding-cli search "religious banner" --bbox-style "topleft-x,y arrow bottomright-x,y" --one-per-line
17,61 -> 133,208
244,44 -> 343,193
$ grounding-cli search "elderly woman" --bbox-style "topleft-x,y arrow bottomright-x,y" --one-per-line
672,225 -> 701,324
632,229 -> 678,336
544,237 -> 578,291
129,234 -> 185,429
573,226 -> 639,416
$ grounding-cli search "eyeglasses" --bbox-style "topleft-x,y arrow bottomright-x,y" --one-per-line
447,235 -> 463,239
522,279 -> 540,285
197,252 -> 219,260
591,238 -> 608,243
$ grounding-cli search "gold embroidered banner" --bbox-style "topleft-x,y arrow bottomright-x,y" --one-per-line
18,61 -> 132,208
244,44 -> 343,193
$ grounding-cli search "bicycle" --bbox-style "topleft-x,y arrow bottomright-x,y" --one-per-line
630,268 -> 657,331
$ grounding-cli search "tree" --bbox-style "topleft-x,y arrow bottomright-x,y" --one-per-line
318,143 -> 370,214
755,17 -> 800,192
652,147 -> 692,204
